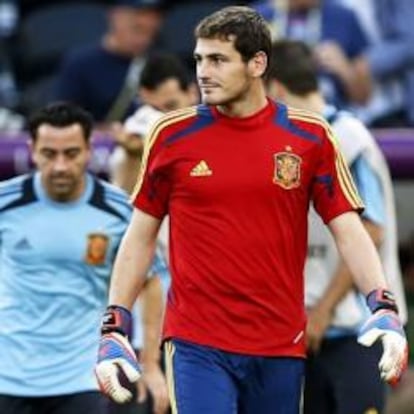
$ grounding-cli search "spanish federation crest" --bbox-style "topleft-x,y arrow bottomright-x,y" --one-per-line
85,232 -> 109,265
273,152 -> 302,189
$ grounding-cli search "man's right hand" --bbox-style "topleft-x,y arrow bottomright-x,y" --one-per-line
306,303 -> 333,353
95,305 -> 141,403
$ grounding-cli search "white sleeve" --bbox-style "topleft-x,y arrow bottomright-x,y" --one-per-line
123,105 -> 164,136
332,114 -> 372,164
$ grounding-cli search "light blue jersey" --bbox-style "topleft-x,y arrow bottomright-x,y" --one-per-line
0,172 -> 148,396
306,107 -> 388,337
324,107 -> 385,338
326,155 -> 385,338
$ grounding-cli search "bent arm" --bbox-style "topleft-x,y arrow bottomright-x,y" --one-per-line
328,212 -> 387,295
109,208 -> 161,309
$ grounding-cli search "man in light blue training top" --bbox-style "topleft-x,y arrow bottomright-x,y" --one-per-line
0,102 -> 167,414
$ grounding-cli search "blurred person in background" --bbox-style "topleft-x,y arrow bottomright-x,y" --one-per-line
55,0 -> 163,125
0,105 -> 24,132
252,0 -> 372,109
267,39 -> 408,414
107,53 -> 197,414
109,52 -> 198,194
110,51 -> 197,263
0,101 -> 167,414
332,0 -> 414,127
0,0 -> 19,112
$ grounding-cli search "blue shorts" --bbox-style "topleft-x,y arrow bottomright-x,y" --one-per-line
164,338 -> 305,414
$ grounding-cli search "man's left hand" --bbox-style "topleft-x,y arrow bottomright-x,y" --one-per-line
358,289 -> 409,386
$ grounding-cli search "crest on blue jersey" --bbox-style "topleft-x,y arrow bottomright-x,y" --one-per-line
273,151 -> 301,189
85,232 -> 109,265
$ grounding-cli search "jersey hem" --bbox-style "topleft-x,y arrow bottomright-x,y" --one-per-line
162,333 -> 306,358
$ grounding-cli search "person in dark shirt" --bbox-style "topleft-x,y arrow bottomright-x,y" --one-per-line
252,0 -> 372,108
55,0 -> 163,125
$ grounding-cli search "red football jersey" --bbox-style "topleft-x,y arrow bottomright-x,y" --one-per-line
133,100 -> 363,357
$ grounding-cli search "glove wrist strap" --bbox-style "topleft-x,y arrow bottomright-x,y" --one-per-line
366,288 -> 398,314
101,305 -> 132,338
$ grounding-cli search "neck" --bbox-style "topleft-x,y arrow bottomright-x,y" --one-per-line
285,91 -> 325,115
43,175 -> 87,203
217,81 -> 268,118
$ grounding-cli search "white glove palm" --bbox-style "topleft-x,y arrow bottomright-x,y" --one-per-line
358,310 -> 408,385
95,332 -> 141,403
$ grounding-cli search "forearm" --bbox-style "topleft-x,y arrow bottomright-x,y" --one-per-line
340,57 -> 372,104
329,212 -> 387,295
317,219 -> 384,312
141,277 -> 164,367
109,210 -> 160,309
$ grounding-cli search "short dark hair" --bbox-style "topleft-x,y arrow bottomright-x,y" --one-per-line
140,53 -> 192,91
195,6 -> 272,66
28,102 -> 94,142
268,40 -> 319,96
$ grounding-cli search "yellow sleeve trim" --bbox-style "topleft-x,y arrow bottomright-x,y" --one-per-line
287,108 -> 364,210
130,107 -> 197,201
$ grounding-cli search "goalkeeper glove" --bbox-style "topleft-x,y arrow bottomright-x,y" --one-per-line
357,289 -> 408,386
95,305 -> 141,403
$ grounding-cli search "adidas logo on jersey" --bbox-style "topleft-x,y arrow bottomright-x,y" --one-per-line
190,160 -> 213,177
14,237 -> 32,250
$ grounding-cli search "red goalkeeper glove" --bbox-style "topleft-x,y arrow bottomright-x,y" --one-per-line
95,305 -> 141,403
357,289 -> 408,386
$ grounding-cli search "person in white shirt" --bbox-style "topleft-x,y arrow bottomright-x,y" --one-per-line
267,39 -> 407,414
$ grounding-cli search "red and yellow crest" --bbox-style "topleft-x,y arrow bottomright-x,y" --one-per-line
273,152 -> 302,189
85,233 -> 109,265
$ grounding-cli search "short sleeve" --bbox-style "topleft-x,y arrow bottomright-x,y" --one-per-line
132,123 -> 171,219
311,124 -> 364,224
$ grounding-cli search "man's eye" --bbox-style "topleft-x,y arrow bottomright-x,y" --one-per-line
41,150 -> 55,159
65,150 -> 80,159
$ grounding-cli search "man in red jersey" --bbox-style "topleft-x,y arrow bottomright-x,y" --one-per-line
95,6 -> 408,413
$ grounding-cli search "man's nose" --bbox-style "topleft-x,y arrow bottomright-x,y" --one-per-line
197,60 -> 211,79
52,154 -> 69,172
